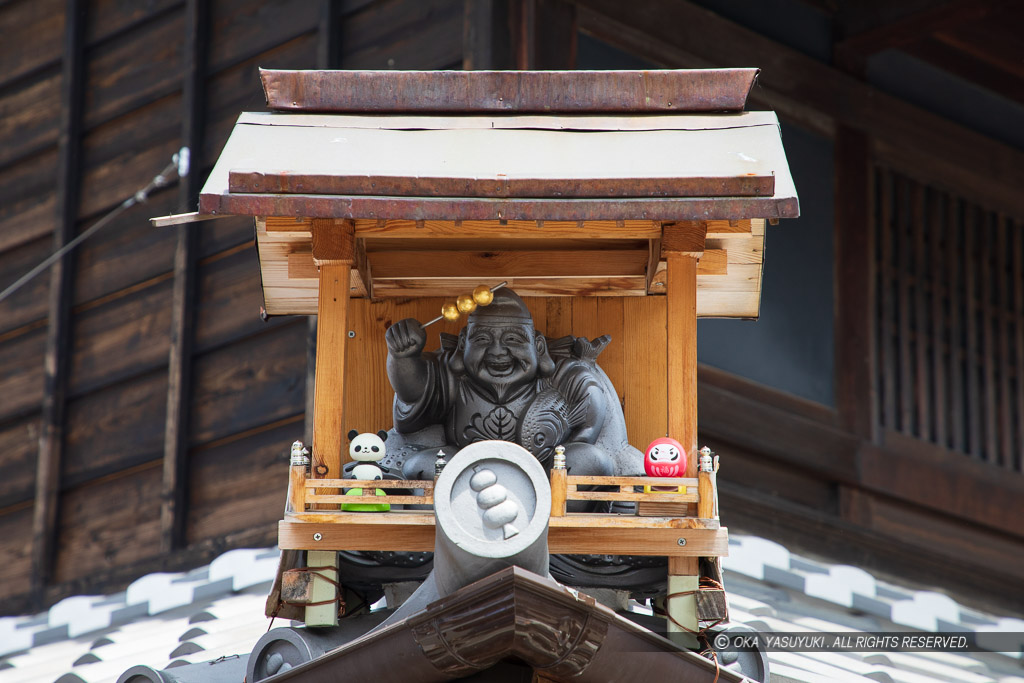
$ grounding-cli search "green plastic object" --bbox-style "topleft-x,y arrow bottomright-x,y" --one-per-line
340,487 -> 390,512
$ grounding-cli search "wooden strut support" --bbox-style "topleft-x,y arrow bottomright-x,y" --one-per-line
306,218 -> 355,626
662,220 -> 705,636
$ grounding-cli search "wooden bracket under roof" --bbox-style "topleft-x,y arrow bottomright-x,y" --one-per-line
255,217 -> 766,318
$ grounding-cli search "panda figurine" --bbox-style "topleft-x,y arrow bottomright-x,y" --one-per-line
342,430 -> 390,512
348,429 -> 389,480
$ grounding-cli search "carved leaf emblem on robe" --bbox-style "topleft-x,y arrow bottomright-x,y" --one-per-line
464,406 -> 517,442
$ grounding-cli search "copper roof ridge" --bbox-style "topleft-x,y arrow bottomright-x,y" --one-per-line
260,68 -> 760,114
264,566 -> 742,682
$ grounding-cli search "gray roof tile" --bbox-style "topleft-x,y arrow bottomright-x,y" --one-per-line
2,535 -> 1022,683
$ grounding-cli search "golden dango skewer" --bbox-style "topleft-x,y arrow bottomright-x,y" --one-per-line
441,302 -> 460,321
472,284 -> 494,306
456,293 -> 477,314
421,281 -> 507,328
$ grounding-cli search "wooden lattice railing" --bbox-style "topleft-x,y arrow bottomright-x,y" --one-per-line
286,463 -> 718,520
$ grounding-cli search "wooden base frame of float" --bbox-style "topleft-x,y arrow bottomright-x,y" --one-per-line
281,464 -> 724,629
278,515 -> 727,630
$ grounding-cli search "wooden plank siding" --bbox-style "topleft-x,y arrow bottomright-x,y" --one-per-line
0,0 -> 341,612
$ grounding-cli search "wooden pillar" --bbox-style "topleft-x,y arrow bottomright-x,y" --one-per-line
667,556 -> 699,640
161,0 -> 208,554
463,0 -> 575,71
306,550 -> 339,627
31,0 -> 86,609
663,222 -> 705,473
317,0 -> 344,70
311,219 -> 355,481
662,222 -> 705,638
835,126 -> 877,442
305,218 -> 354,626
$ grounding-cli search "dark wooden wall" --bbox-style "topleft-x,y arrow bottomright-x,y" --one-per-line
0,0 -> 465,615
0,0 -> 1021,616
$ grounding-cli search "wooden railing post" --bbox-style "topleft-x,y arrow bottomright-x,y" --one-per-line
550,445 -> 567,517
697,450 -> 715,519
287,440 -> 309,514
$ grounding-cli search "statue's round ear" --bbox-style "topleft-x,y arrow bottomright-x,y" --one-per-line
347,429 -> 359,441
449,328 -> 467,373
536,333 -> 556,377
377,430 -> 388,441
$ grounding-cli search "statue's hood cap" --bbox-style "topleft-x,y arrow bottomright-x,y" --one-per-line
468,288 -> 533,325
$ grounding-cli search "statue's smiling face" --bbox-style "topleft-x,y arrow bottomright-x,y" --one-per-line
463,322 -> 539,391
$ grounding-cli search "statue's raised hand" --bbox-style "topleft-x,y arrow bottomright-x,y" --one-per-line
386,318 -> 427,358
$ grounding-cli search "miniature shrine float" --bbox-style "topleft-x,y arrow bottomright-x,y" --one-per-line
157,68 -> 798,682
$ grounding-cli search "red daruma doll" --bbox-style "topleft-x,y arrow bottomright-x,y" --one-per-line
644,437 -> 688,492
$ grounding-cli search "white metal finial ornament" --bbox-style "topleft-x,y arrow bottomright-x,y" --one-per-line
553,444 -> 566,470
434,450 -> 447,478
699,446 -> 714,473
469,467 -> 520,539
290,440 -> 310,468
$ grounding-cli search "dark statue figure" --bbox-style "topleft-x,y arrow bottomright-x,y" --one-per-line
384,288 -> 641,486
337,288 -> 665,596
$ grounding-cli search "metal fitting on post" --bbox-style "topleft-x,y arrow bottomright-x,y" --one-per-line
553,444 -> 566,470
290,440 -> 310,469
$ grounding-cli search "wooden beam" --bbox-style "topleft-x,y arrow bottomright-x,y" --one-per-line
661,221 -> 707,257
161,0 -> 208,554
834,127 -> 876,440
575,0 -> 1024,217
31,0 -> 85,609
279,519 -> 729,556
907,37 -> 1024,107
370,277 -> 648,298
834,0 -> 1001,71
368,249 -> 649,279
352,219 -> 662,240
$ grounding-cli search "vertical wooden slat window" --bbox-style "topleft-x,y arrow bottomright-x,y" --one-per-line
875,167 -> 1024,470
